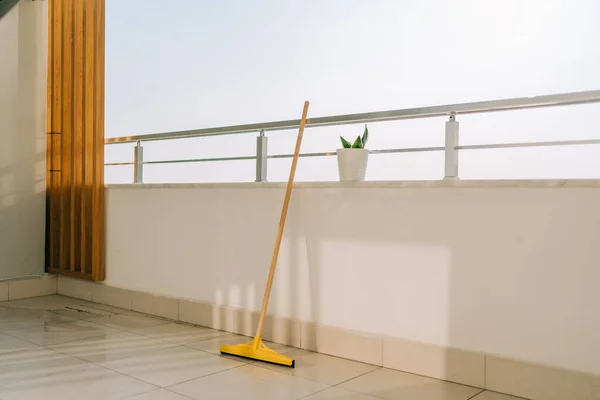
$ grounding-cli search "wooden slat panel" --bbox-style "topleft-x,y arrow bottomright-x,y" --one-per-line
46,0 -> 105,281
72,0 -> 84,271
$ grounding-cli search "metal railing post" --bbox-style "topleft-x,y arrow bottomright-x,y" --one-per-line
256,130 -> 268,182
134,141 -> 144,183
444,114 -> 459,180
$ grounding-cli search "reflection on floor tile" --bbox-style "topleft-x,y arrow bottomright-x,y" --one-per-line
0,362 -> 156,400
301,386 -> 382,400
3,320 -> 121,346
0,348 -> 89,386
0,332 -> 40,354
0,306 -> 47,323
102,345 -> 244,387
257,349 -> 379,386
169,364 -> 328,400
339,368 -> 482,400
48,332 -> 177,363
125,388 -> 193,399
132,323 -> 224,345
86,314 -> 169,331
0,312 -> 78,332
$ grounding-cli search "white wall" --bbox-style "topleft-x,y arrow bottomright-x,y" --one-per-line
106,182 -> 600,376
0,1 -> 47,279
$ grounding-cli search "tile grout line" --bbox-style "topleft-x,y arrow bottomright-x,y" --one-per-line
466,389 -> 486,400
162,363 -> 249,390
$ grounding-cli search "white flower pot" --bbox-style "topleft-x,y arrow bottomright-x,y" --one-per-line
336,148 -> 369,182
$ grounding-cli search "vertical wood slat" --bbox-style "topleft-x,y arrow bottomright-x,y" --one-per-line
46,0 -> 105,281
72,0 -> 84,272
49,0 -> 63,270
82,0 -> 95,274
92,0 -> 105,281
45,0 -> 53,267
60,0 -> 73,271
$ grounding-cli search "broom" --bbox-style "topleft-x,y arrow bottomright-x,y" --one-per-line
219,101 -> 310,367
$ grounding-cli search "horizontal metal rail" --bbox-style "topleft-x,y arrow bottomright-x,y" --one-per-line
105,90 -> 600,144
104,138 -> 600,167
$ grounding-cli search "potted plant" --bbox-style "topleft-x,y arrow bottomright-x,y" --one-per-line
337,125 -> 369,181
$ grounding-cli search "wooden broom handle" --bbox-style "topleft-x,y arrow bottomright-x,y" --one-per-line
255,101 -> 310,338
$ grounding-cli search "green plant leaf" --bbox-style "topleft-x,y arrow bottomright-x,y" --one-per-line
340,136 -> 352,148
362,125 -> 369,147
351,136 -> 363,148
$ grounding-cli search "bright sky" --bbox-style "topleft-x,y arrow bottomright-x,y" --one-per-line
105,0 -> 600,183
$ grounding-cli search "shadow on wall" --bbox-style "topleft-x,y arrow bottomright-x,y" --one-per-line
198,184 -> 600,377
0,1 -> 46,280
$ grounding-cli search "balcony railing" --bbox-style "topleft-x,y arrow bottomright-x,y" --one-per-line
104,90 -> 600,183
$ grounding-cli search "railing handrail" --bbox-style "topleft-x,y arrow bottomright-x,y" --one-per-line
105,89 -> 600,144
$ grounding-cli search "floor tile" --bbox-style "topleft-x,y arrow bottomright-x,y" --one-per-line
169,364 -> 329,400
0,311 -> 78,332
48,332 -> 177,363
0,348 -> 89,386
51,305 -> 117,319
3,320 -> 121,346
339,368 -> 482,400
186,333 -> 295,358
472,391 -> 524,400
87,314 -> 170,331
78,302 -> 130,314
102,345 -> 244,387
125,388 -> 193,399
257,349 -> 379,386
0,362 -> 156,400
0,332 -> 40,354
0,305 -> 47,323
132,323 -> 224,345
5,295 -> 84,310
300,386 -> 382,400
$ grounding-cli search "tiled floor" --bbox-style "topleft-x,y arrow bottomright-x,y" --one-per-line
0,295 -> 523,400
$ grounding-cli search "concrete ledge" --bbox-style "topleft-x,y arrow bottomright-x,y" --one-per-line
106,179 -> 600,190
56,276 -> 600,399
0,276 -> 58,301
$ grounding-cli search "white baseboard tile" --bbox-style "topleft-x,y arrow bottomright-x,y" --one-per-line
301,322 -> 383,366
131,291 -> 178,320
261,314 -> 301,348
231,309 -> 300,347
486,356 -> 600,400
383,336 -> 485,388
57,276 -> 93,300
8,276 -> 57,300
179,299 -> 236,332
0,282 -> 8,301
58,277 -> 132,310
232,308 -> 259,337
88,284 -> 133,310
